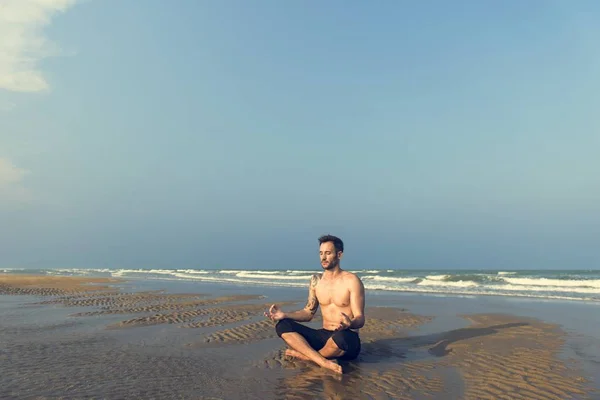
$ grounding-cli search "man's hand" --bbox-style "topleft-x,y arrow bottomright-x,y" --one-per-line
264,304 -> 286,321
334,312 -> 352,331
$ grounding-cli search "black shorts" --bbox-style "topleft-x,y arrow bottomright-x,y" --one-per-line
275,318 -> 361,361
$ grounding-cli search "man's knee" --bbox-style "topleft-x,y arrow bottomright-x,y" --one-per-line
331,331 -> 350,352
331,330 -> 361,360
322,337 -> 344,355
275,318 -> 295,337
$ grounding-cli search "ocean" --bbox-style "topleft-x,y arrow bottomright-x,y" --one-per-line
4,267 -> 600,303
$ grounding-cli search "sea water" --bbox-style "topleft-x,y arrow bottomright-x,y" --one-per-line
4,267 -> 600,302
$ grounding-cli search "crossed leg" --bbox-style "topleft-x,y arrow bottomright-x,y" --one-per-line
280,332 -> 343,374
275,319 -> 349,373
285,337 -> 344,360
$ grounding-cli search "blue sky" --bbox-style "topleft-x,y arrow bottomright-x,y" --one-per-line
1,1 -> 599,270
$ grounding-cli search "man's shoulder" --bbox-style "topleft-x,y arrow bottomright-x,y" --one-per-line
309,273 -> 322,287
342,271 -> 364,288
342,270 -> 361,281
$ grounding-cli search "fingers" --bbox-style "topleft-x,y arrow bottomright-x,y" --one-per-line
265,305 -> 281,321
265,309 -> 274,320
340,312 -> 351,327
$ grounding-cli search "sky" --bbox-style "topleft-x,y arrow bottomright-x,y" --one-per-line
1,0 -> 599,270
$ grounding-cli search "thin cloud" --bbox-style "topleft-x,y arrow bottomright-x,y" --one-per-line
0,157 -> 28,187
0,99 -> 16,111
0,158 -> 31,205
0,0 -> 78,93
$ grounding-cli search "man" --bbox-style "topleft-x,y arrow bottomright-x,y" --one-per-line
264,234 -> 366,374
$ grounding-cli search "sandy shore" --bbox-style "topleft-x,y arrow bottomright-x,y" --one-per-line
0,274 -> 120,295
1,274 -> 596,399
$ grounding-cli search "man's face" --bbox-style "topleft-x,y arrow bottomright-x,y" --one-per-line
319,241 -> 341,270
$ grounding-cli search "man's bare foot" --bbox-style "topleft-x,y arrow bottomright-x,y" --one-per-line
285,349 -> 310,361
320,359 -> 343,374
285,349 -> 342,373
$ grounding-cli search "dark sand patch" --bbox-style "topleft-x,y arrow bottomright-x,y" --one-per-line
1,331 -> 265,400
1,319 -> 81,334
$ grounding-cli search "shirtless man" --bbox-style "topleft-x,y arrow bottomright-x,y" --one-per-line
264,235 -> 365,374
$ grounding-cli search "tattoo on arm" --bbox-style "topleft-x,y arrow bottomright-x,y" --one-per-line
305,294 -> 318,315
310,274 -> 321,288
304,274 -> 321,315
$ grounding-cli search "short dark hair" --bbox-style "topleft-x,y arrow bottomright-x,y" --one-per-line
318,234 -> 344,253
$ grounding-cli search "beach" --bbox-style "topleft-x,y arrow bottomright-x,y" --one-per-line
1,273 -> 599,399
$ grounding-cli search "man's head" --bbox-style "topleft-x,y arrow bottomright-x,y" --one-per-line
318,234 -> 344,270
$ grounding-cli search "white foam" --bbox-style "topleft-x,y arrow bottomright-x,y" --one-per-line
486,284 -> 600,294
504,277 -> 600,289
110,269 -> 182,277
175,269 -> 209,275
218,270 -> 283,275
361,275 -> 417,283
52,268 -> 112,274
418,279 -> 478,288
425,275 -> 449,281
154,274 -> 306,288
234,272 -> 314,281
362,284 -> 597,302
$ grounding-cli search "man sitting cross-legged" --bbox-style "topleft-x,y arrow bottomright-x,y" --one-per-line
264,235 -> 366,374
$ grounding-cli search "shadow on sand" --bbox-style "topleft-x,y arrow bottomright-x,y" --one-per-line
358,322 -> 528,363
275,322 -> 529,399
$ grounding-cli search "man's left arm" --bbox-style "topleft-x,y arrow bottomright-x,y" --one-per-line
348,276 -> 366,329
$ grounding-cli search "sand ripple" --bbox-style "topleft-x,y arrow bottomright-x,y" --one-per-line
254,312 -> 592,399
199,320 -> 278,346
442,314 -> 590,400
0,275 -> 118,296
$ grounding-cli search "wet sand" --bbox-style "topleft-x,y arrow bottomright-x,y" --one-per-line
1,274 -> 597,399
0,274 -> 120,295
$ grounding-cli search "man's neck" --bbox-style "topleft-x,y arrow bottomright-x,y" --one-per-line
322,266 -> 343,279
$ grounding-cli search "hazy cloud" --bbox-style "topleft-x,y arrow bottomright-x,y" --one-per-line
0,157 -> 28,187
0,0 -> 78,92
0,157 -> 31,206
0,99 -> 16,111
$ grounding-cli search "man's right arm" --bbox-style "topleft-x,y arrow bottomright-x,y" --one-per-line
277,274 -> 320,322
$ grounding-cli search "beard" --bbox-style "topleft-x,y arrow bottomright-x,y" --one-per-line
321,258 -> 339,270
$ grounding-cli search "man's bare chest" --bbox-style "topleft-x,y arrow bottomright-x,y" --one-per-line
316,282 -> 350,308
